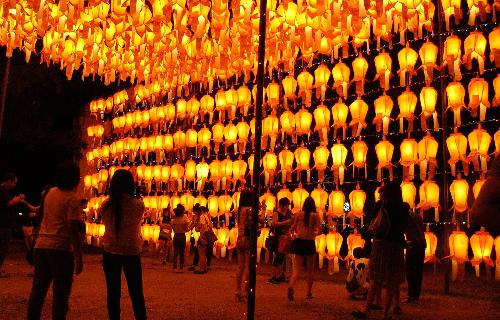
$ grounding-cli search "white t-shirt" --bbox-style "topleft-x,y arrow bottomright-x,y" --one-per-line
36,188 -> 83,252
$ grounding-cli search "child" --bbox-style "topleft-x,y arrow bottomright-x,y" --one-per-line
346,247 -> 369,300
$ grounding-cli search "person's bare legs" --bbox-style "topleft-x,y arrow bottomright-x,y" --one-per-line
288,254 -> 302,289
306,255 -> 315,297
236,251 -> 248,295
198,244 -> 207,272
363,280 -> 382,314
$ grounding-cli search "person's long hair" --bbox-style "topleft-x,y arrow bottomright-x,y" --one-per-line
302,197 -> 316,226
381,181 -> 404,210
238,190 -> 254,224
107,170 -> 135,236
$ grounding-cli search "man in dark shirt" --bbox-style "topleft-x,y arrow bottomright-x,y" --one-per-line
0,173 -> 25,277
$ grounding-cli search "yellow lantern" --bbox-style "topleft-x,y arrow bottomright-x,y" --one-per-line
352,54 -> 368,94
424,226 -> 439,264
349,185 -> 366,224
490,26 -> 500,68
463,30 -> 487,74
311,185 -> 328,217
176,98 -> 187,121
400,138 -> 419,180
398,43 -> 419,86
197,126 -> 212,156
449,230 -> 469,281
295,108 -> 313,138
374,51 -> 392,91
441,0 -> 462,30
328,190 -> 345,220
180,192 -> 195,212
208,159 -> 221,191
280,110 -> 296,141
212,122 -> 225,153
315,234 -> 327,269
170,164 -> 185,192
401,181 -> 417,209
208,195 -> 219,218
262,152 -> 278,186
373,93 -> 393,135
187,97 -> 200,122
450,177 -> 469,214
224,123 -> 238,152
312,145 -> 329,182
349,97 -> 368,137
420,86 -> 439,131
375,138 -> 395,181
397,88 -> 418,133
163,134 -> 174,153
277,188 -> 293,204
419,40 -> 439,84
470,228 -> 494,278
468,125 -> 492,173
200,94 -> 215,123
266,82 -> 280,108
232,158 -> 247,186
330,142 -> 348,185
446,131 -> 468,176
220,156 -> 233,191
496,129 -> 500,155
195,159 -> 209,191
259,191 -> 276,216
248,154 -> 255,184
418,180 -> 440,221
297,70 -> 314,106
325,231 -> 343,273
468,77 -> 490,121
332,99 -> 349,139
184,159 -> 197,184
185,129 -> 198,149
314,64 -> 330,101
418,133 -> 439,181
292,186 -> 309,213
351,139 -> 368,178
262,114 -> 279,150
282,75 -> 297,106
295,145 -> 311,182
443,34 -> 462,81
225,87 -> 239,120
279,148 -> 295,184
331,61 -> 350,99
495,236 -> 500,280
215,89 -> 227,121
237,84 -> 252,116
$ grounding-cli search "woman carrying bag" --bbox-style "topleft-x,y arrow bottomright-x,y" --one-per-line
353,181 -> 409,320
194,206 -> 216,274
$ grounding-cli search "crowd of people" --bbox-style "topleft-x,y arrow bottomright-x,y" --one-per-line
0,154 -> 499,319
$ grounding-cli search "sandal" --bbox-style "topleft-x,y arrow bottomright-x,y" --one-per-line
287,288 -> 294,302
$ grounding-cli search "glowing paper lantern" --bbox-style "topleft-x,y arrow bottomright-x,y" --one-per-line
424,226 -> 439,264
470,228 -> 494,277
418,133 -> 439,181
311,185 -> 328,217
326,231 -> 343,274
447,131 -> 468,176
398,43 -> 418,86
212,122 -> 225,153
352,54 -> 368,94
449,231 -> 469,281
297,70 -> 314,106
294,145 -> 311,183
262,152 -> 278,186
419,86 -> 439,131
397,88 -> 418,133
331,99 -> 349,139
314,64 -> 331,101
450,177 -> 469,215
463,31 -> 487,74
262,114 -> 279,150
468,77 -> 490,121
292,186 -> 309,213
295,108 -> 313,139
349,185 -> 366,225
349,97 -> 368,137
347,230 -> 365,261
401,181 -> 417,209
375,138 -> 395,181
468,125 -> 492,173
331,61 -> 350,99
374,51 -> 392,90
313,104 -> 330,143
279,148 -> 295,183
443,34 -> 462,81
419,40 -> 439,84
418,180 -> 440,221
489,26 -> 500,68
315,234 -> 327,269
313,145 -> 329,182
373,93 -> 393,135
400,138 -> 419,180
330,142 -> 348,185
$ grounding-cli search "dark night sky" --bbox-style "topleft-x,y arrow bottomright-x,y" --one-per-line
0,48 -> 125,203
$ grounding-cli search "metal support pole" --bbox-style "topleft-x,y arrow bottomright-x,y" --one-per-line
437,0 -> 451,295
247,0 -> 267,319
0,57 -> 11,140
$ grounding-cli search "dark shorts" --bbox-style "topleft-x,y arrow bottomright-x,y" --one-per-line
292,238 -> 316,256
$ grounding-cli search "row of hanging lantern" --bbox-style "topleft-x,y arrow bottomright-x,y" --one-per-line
4,1 -> 500,86
448,228 -> 500,281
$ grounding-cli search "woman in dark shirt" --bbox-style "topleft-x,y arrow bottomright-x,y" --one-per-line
353,181 -> 409,320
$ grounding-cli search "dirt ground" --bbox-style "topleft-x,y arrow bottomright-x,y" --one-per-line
1,241 -> 499,320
